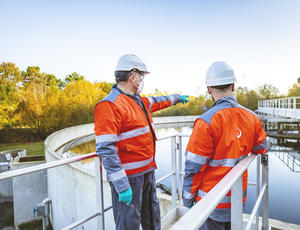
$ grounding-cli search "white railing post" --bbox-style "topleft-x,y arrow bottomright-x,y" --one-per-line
171,136 -> 178,208
293,97 -> 296,110
231,176 -> 243,230
95,156 -> 105,230
261,154 -> 269,230
178,135 -> 183,205
256,154 -> 261,230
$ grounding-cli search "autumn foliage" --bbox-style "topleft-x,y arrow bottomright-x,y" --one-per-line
0,62 -> 112,139
1,62 -> 299,141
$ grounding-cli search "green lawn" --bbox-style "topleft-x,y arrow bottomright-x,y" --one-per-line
0,141 -> 44,156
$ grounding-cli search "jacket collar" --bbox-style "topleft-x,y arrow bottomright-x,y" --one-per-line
214,95 -> 238,107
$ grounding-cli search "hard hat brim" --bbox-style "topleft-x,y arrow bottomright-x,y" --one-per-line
206,77 -> 236,86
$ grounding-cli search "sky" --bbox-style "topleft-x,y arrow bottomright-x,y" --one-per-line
1,0 -> 300,96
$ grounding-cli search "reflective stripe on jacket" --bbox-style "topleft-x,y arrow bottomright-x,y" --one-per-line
94,86 -> 181,193
183,96 -> 268,210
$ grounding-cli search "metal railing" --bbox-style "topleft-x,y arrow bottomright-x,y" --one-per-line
0,134 -> 269,230
257,96 -> 300,119
0,152 -> 106,230
258,96 -> 300,109
0,135 -> 185,230
169,149 -> 269,230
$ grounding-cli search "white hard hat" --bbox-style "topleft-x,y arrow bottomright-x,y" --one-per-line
115,54 -> 150,74
206,61 -> 236,86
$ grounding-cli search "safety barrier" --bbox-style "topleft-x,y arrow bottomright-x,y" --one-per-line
0,133 -> 269,230
0,152 -> 104,230
164,135 -> 269,230
257,96 -> 300,119
0,134 -> 183,230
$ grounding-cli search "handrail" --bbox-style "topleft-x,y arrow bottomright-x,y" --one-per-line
156,172 -> 174,184
156,133 -> 190,141
257,96 -> 300,119
157,135 -> 177,141
170,153 -> 257,230
0,152 -> 97,181
61,206 -> 112,230
61,211 -> 101,230
0,134 -> 182,230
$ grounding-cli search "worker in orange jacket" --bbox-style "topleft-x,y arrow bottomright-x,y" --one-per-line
182,61 -> 268,230
94,54 -> 189,230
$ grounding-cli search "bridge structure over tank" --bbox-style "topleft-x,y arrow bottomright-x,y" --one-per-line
257,96 -> 300,120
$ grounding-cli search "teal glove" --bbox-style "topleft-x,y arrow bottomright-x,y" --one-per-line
180,95 -> 190,104
118,187 -> 132,205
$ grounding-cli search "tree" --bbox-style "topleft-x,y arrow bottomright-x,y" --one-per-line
96,81 -> 114,94
64,72 -> 85,85
152,92 -> 209,117
22,66 -> 44,86
0,62 -> 22,87
235,87 -> 259,111
22,66 -> 62,89
288,77 -> 300,97
257,84 -> 279,100
1,62 -> 116,134
0,62 -> 22,103
45,74 -> 65,89
247,90 -> 259,111
0,62 -> 23,127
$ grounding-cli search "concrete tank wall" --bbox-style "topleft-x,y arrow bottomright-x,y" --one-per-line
0,161 -> 12,202
45,123 -> 115,230
46,150 -> 114,230
0,177 -> 12,202
45,116 -> 197,230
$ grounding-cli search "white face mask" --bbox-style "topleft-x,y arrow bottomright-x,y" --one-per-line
136,80 -> 144,95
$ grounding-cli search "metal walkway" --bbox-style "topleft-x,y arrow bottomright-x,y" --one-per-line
257,96 -> 300,119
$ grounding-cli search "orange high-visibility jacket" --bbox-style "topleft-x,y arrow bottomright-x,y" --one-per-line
94,85 -> 181,193
183,96 -> 267,220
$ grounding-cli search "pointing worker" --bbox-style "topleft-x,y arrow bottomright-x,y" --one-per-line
94,54 -> 189,230
182,61 -> 268,230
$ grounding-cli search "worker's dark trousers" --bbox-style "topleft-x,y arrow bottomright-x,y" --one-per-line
200,218 -> 230,230
110,170 -> 161,230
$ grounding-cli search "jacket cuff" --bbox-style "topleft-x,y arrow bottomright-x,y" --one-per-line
171,94 -> 182,105
183,198 -> 194,208
112,175 -> 130,193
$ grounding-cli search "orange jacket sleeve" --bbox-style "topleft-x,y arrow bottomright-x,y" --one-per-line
94,101 -> 130,193
183,118 -> 214,207
143,95 -> 182,113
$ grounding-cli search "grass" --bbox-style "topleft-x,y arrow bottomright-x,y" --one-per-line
0,202 -> 14,228
18,219 -> 53,230
19,219 -> 43,230
0,141 -> 44,156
